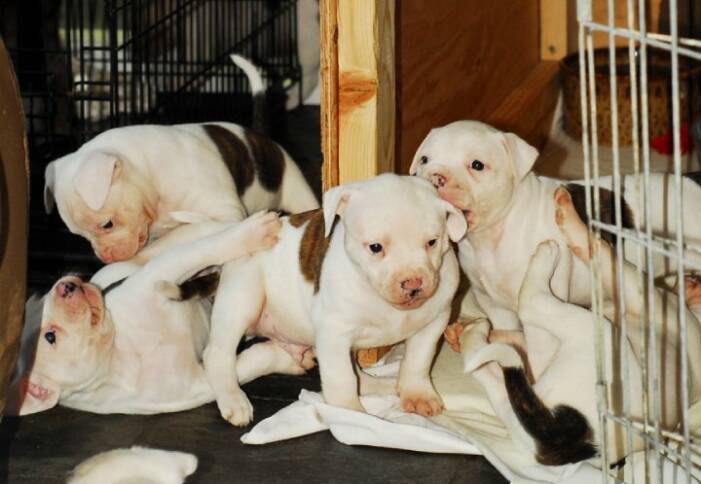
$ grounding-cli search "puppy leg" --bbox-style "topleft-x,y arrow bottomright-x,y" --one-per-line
315,329 -> 363,412
398,310 -> 449,417
236,341 -> 315,384
204,262 -> 264,426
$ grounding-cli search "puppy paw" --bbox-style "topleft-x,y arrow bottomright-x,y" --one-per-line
685,274 -> 701,308
237,211 -> 282,254
400,387 -> 444,417
216,389 -> 254,427
443,321 -> 466,352
299,348 -> 317,371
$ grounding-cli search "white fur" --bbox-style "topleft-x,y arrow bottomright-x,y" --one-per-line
45,121 -> 318,263
67,446 -> 197,484
204,174 -> 466,426
4,213 -> 281,415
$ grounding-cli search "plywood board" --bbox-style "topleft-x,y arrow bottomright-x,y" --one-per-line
397,0 -> 541,173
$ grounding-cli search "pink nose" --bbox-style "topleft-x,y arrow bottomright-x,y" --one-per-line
401,278 -> 424,298
430,173 -> 447,188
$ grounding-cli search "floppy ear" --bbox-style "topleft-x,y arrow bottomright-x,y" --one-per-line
44,162 -> 57,214
408,129 -> 436,176
322,186 -> 355,237
503,132 -> 539,180
4,376 -> 60,416
441,200 -> 468,242
73,152 -> 122,211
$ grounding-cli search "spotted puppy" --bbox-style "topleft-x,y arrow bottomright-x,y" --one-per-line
204,174 -> 467,426
44,56 -> 317,263
462,188 -> 701,466
5,212 -> 281,415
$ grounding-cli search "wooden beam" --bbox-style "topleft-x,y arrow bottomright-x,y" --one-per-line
337,0 -> 395,183
320,0 -> 339,191
540,0 -> 568,60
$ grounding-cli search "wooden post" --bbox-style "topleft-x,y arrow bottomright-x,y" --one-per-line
540,0 -> 568,60
321,0 -> 395,188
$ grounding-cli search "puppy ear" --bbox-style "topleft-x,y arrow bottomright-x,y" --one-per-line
4,376 -> 60,416
322,186 -> 354,237
408,129 -> 436,176
503,132 -> 539,180
73,152 -> 122,211
441,200 -> 468,242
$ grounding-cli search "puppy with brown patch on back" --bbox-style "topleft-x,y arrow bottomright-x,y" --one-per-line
45,56 -> 318,263
410,120 -> 701,342
4,212 -> 283,415
204,174 -> 467,426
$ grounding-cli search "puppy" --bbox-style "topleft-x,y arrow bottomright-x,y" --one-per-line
5,212 -> 282,415
204,174 -> 467,426
410,120 -> 701,335
45,56 -> 317,263
462,188 -> 701,465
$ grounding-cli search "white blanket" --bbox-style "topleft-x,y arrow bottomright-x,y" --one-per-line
242,339 -> 701,484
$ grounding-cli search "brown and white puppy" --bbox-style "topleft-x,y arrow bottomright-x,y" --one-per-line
45,56 -> 317,263
204,174 -> 467,426
462,189 -> 701,466
5,212 -> 283,415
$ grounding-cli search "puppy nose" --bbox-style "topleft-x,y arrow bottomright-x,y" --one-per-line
59,281 -> 77,297
430,173 -> 447,188
401,278 -> 423,298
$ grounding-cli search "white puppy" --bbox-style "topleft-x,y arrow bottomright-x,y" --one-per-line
68,446 -> 197,484
4,212 -> 282,415
462,189 -> 701,465
411,120 -> 701,333
45,56 -> 316,263
204,174 -> 467,426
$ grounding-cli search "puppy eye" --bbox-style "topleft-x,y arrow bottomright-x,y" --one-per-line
420,156 -> 428,165
44,330 -> 56,345
427,238 -> 438,248
471,160 -> 485,171
101,220 -> 114,230
368,243 -> 383,254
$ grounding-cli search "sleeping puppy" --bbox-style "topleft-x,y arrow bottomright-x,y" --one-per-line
204,174 -> 466,426
44,56 -> 317,263
4,212 -> 282,415
410,120 -> 701,335
461,188 -> 701,466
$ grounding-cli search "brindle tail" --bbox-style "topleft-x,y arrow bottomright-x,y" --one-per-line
502,366 -> 598,466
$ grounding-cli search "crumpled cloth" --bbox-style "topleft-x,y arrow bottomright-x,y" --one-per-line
242,335 -> 701,483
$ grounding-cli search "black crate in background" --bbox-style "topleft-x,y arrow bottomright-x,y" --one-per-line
1,0 -> 301,290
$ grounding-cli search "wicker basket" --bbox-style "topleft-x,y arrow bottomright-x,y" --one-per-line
561,47 -> 700,147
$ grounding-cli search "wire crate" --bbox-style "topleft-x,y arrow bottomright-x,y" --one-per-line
1,0 -> 302,288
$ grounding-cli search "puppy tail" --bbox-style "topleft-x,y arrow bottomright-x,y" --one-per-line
156,270 -> 221,301
230,54 -> 266,134
502,366 -> 598,466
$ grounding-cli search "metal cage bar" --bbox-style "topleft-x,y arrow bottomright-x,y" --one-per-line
577,0 -> 701,482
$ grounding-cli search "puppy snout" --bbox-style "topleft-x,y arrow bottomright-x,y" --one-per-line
401,277 -> 424,298
430,173 -> 447,189
58,281 -> 78,298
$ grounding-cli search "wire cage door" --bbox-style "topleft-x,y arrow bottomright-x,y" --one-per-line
576,0 -> 701,481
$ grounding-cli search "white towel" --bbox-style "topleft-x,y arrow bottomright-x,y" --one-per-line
243,340 -> 700,483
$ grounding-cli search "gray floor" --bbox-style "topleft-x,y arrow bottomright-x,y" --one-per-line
1,369 -> 508,483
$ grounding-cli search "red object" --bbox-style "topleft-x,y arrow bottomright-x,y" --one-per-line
650,123 -> 692,155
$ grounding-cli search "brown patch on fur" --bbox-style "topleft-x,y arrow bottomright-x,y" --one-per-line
245,130 -> 286,191
288,209 -> 319,228
177,271 -> 221,301
203,124 -> 255,195
565,183 -> 634,246
297,209 -> 333,292
503,367 -> 597,466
